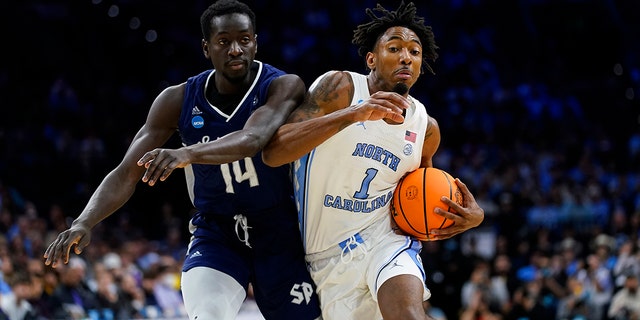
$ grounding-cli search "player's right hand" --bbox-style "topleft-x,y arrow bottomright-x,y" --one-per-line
348,91 -> 408,124
137,148 -> 191,186
43,224 -> 92,268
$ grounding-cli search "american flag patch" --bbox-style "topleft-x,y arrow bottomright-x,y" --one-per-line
405,130 -> 417,143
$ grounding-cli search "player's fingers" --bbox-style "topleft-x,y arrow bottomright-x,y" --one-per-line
144,168 -> 158,186
374,98 -> 406,114
430,228 -> 464,239
44,236 -> 71,268
160,165 -> 176,182
43,240 -> 58,266
373,91 -> 411,108
147,162 -> 174,186
142,158 -> 167,185
365,93 -> 405,111
141,166 -> 155,184
438,196 -> 463,214
137,150 -> 158,167
141,156 -> 160,183
433,207 -> 462,221
454,178 -> 475,201
62,232 -> 85,261
75,234 -> 91,254
385,111 -> 405,123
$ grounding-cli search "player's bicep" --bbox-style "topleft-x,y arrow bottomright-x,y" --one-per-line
286,92 -> 324,123
145,84 -> 183,132
287,70 -> 353,123
244,74 -> 305,131
119,85 -> 183,171
420,116 -> 441,168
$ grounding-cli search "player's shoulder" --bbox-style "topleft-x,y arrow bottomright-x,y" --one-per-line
270,72 -> 303,83
160,82 -> 187,96
427,115 -> 439,131
320,70 -> 354,81
154,82 -> 187,107
310,70 -> 355,93
305,71 -> 357,113
256,60 -> 287,78
188,69 -> 214,82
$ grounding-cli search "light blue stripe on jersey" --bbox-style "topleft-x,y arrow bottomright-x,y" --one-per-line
294,150 -> 315,251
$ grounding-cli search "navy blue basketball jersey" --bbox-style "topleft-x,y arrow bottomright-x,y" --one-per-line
179,61 -> 294,216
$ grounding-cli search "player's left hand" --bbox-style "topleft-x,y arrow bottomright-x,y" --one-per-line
43,223 -> 92,268
428,178 -> 484,240
137,148 -> 190,186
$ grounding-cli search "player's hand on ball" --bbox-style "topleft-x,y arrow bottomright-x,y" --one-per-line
429,178 -> 484,240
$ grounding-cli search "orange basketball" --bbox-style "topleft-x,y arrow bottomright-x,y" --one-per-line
391,167 -> 462,241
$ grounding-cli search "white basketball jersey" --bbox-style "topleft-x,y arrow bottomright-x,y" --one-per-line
293,71 -> 430,254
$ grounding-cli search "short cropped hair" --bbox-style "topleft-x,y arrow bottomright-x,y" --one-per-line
200,0 -> 257,39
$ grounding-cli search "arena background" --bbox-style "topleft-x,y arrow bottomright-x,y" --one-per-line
1,0 -> 639,319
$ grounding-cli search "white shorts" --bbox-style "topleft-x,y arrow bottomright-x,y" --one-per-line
306,216 -> 431,320
181,267 -> 246,320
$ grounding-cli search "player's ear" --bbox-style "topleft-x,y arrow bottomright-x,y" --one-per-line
366,52 -> 376,71
202,39 -> 210,58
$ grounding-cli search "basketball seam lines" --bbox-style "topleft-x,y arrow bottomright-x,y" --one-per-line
422,168 -> 430,240
440,169 -> 452,229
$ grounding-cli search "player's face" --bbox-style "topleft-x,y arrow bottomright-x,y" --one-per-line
203,13 -> 257,83
367,26 -> 423,91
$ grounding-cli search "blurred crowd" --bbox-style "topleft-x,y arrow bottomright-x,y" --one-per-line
2,0 -> 640,319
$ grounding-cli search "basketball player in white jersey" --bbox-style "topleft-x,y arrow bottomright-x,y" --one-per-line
263,2 -> 484,320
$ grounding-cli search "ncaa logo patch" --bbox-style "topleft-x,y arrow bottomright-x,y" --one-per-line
403,143 -> 413,156
192,116 -> 204,128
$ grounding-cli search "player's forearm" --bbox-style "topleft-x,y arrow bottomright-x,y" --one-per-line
185,130 -> 265,165
72,169 -> 138,229
263,109 -> 355,167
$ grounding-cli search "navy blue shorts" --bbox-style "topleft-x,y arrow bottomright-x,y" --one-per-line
182,203 -> 321,320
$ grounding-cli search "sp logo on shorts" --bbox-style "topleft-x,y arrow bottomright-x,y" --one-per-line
290,282 -> 314,305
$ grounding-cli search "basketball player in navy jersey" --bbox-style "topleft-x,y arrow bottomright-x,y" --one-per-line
262,2 -> 483,320
43,1 -> 321,319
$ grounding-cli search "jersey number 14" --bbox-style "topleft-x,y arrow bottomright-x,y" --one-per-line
220,157 -> 259,193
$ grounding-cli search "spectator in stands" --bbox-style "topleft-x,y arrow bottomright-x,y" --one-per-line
117,272 -> 146,318
50,257 -> 99,319
612,239 -> 640,288
26,258 -> 55,319
149,258 -> 187,318
575,253 -> 614,320
0,270 -> 36,320
0,255 -> 15,296
607,272 -> 640,320
490,253 -> 518,315
461,260 -> 492,310
555,275 -> 589,320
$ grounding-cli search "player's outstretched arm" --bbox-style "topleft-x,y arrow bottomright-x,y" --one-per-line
43,85 -> 183,267
262,71 -> 409,167
137,74 -> 305,186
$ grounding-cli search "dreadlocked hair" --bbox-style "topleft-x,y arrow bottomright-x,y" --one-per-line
200,0 -> 256,39
352,1 -> 438,75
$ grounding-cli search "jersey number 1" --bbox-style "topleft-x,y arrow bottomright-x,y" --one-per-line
353,168 -> 378,199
